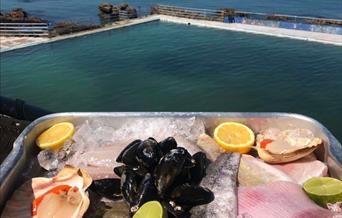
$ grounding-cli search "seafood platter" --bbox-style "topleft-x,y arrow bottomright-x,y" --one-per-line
0,112 -> 342,218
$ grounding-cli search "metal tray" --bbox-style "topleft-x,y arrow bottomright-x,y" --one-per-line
1,112 -> 341,211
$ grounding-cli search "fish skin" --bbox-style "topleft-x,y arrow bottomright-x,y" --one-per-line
238,181 -> 342,218
191,152 -> 241,218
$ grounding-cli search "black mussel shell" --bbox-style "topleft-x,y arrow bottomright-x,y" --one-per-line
136,138 -> 163,170
133,173 -> 159,210
190,152 -> 211,185
116,139 -> 141,166
114,165 -> 126,177
116,139 -> 142,162
170,183 -> 214,207
120,168 -> 140,205
159,137 -> 177,155
167,168 -> 191,196
177,147 -> 194,168
89,179 -> 122,200
154,148 -> 191,196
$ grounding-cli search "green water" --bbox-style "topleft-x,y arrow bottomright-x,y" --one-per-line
1,22 -> 342,140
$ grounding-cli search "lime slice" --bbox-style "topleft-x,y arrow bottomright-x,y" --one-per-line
303,177 -> 342,208
133,201 -> 167,218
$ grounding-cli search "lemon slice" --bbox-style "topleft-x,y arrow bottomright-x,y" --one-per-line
303,177 -> 342,208
36,122 -> 75,150
133,201 -> 167,218
214,122 -> 255,154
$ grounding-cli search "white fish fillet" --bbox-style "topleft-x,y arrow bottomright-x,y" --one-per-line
273,153 -> 328,185
238,154 -> 294,187
238,181 -> 342,218
191,152 -> 241,218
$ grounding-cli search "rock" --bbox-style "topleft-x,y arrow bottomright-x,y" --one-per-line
98,3 -> 113,14
119,3 -> 129,10
9,8 -> 27,19
0,8 -> 45,23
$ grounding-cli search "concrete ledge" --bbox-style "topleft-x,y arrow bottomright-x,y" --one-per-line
1,14 -> 341,53
157,15 -> 342,46
0,15 -> 160,53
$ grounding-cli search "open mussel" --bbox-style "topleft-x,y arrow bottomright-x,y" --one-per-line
136,138 -> 163,170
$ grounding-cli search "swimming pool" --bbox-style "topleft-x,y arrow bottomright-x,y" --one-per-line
1,22 -> 342,141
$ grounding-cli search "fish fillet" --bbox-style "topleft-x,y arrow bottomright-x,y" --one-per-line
191,152 -> 241,218
238,181 -> 342,218
273,153 -> 328,185
238,155 -> 294,187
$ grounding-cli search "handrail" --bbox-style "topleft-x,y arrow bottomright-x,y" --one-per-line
0,23 -> 48,26
0,22 -> 49,37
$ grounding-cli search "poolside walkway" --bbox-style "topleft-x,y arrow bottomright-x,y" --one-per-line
158,15 -> 342,46
0,16 -> 159,52
1,14 -> 341,52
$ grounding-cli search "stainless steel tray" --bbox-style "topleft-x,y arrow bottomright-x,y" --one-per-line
1,112 -> 341,210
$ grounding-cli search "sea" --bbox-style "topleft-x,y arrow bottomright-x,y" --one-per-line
1,0 -> 342,24
0,1 -> 342,141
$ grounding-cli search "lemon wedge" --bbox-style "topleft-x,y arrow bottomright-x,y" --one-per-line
36,122 -> 75,150
214,122 -> 255,154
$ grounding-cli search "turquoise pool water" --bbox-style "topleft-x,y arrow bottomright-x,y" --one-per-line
1,0 -> 342,23
1,22 -> 342,140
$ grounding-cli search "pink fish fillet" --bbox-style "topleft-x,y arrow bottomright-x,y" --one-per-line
273,154 -> 328,185
238,181 -> 342,218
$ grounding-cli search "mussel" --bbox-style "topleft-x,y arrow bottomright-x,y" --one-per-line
114,165 -> 126,177
115,137 -> 214,218
136,138 -> 163,170
154,148 -> 193,196
120,168 -> 140,205
190,152 -> 211,185
159,137 -> 178,155
116,139 -> 142,166
89,178 -> 122,200
169,183 -> 214,207
131,173 -> 159,212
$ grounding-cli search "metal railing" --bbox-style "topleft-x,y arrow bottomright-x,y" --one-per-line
154,4 -> 342,26
152,5 -> 223,22
0,23 -> 49,37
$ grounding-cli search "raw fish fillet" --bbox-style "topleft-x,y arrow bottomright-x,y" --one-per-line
238,155 -> 294,187
273,153 -> 328,185
67,147 -> 120,180
238,181 -> 342,218
191,152 -> 241,218
196,133 -> 223,161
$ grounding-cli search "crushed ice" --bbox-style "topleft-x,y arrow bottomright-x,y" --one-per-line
37,117 -> 205,171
